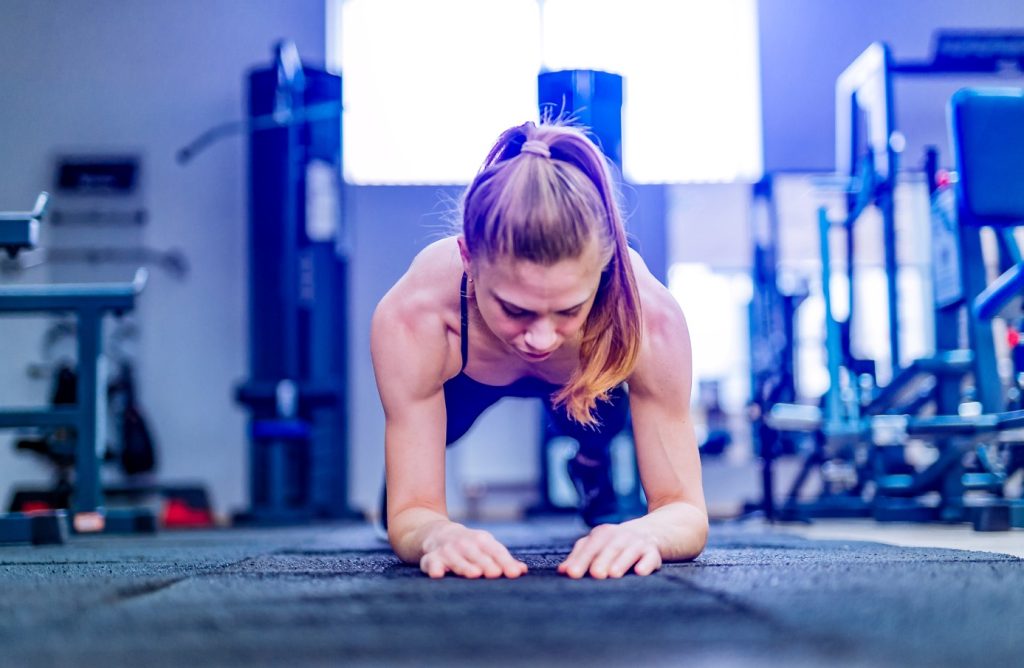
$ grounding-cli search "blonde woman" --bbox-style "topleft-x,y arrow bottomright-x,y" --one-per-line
371,120 -> 707,579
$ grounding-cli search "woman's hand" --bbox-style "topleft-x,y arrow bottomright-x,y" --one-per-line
419,524 -> 528,579
557,523 -> 662,579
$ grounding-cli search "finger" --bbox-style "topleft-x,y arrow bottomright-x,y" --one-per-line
479,540 -> 528,578
496,554 -> 528,578
560,533 -> 594,562
588,542 -> 633,579
557,542 -> 581,573
606,544 -> 645,578
442,548 -> 483,579
557,550 -> 581,576
559,550 -> 592,578
462,544 -> 504,579
420,554 -> 448,579
633,550 -> 663,577
561,533 -> 609,579
558,535 -> 590,574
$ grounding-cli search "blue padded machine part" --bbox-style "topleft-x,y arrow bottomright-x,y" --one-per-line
974,262 -> 1024,321
950,87 -> 1024,226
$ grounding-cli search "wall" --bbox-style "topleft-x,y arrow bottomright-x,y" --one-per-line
0,0 -> 325,517
759,0 -> 1024,172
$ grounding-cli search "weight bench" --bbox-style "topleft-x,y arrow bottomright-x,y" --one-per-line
0,193 -> 154,544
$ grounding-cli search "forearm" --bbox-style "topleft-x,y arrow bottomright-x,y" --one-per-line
388,506 -> 464,564
624,501 -> 708,562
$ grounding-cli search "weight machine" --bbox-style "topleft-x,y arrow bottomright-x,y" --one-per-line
762,32 -> 1024,529
181,41 -> 357,523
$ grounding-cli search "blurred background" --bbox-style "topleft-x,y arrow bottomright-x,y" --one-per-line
1,0 -> 1022,530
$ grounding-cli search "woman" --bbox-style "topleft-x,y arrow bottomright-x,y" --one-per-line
371,120 -> 707,580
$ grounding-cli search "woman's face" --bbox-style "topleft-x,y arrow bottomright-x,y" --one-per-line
468,240 -> 605,363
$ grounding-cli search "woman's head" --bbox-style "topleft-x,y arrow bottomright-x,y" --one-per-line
459,120 -> 642,426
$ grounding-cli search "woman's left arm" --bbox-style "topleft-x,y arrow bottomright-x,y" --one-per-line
558,269 -> 708,579
621,298 -> 709,560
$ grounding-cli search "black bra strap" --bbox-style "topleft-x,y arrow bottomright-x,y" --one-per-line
459,273 -> 469,373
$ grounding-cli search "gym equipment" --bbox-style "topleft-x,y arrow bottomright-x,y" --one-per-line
950,88 -> 1024,407
829,32 -> 1024,382
778,83 -> 1024,529
0,193 -> 155,543
2,305 -> 215,532
0,192 -> 45,257
181,41 -> 356,524
747,175 -> 808,519
238,42 -> 355,523
946,87 -> 1024,528
538,69 -> 623,168
0,194 -> 64,545
6,320 -> 162,515
766,402 -> 1024,530
758,33 -> 1024,528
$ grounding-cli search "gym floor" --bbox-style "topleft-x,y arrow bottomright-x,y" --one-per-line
2,518 -> 1022,667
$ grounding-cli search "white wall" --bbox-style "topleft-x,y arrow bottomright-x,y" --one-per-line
0,0 -> 325,516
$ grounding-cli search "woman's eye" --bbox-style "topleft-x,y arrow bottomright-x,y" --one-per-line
502,306 -> 528,318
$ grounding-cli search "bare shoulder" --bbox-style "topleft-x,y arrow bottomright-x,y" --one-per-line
626,248 -> 692,397
376,236 -> 463,320
627,248 -> 688,342
371,237 -> 464,401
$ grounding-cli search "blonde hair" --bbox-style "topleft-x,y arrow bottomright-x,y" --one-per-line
461,120 -> 642,426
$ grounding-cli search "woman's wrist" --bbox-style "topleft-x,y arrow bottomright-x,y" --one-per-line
419,518 -> 463,553
390,510 -> 455,563
626,502 -> 708,561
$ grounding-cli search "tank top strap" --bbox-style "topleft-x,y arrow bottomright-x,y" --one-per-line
459,273 -> 469,373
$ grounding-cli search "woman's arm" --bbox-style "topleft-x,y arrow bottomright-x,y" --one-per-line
620,299 -> 708,561
371,276 -> 527,579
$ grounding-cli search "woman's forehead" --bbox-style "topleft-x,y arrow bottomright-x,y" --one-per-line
482,252 -> 602,304
484,242 -> 601,277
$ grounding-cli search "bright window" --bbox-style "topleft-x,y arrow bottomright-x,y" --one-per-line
542,0 -> 763,183
329,0 -> 540,184
329,0 -> 762,184
667,263 -> 753,411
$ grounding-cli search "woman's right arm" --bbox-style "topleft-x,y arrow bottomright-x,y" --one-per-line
370,291 -> 527,579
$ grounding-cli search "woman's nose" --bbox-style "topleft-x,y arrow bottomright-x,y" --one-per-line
524,320 -> 557,352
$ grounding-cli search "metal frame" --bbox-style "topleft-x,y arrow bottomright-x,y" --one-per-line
1,194 -> 150,543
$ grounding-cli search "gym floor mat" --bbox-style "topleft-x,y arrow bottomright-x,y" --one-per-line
0,519 -> 1020,667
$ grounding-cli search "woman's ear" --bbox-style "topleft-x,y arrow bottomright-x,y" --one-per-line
457,236 -> 474,278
